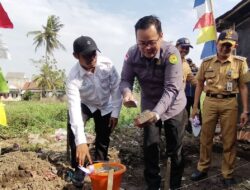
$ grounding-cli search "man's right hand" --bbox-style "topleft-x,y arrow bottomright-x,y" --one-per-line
123,91 -> 137,108
191,106 -> 199,119
76,143 -> 92,166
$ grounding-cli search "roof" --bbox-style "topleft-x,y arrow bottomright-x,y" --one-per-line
216,0 -> 250,32
22,82 -> 40,90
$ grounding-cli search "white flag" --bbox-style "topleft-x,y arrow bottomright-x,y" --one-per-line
0,32 -> 11,59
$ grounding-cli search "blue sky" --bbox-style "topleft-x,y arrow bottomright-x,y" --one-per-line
0,0 -> 240,79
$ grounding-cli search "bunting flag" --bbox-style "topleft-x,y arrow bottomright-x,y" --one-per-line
194,0 -> 217,59
0,102 -> 7,126
0,68 -> 9,127
0,32 -> 11,59
0,3 -> 13,59
0,67 -> 9,93
0,3 -> 13,28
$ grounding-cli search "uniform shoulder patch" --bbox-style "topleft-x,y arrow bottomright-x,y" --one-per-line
202,55 -> 215,62
234,55 -> 246,62
168,54 -> 178,64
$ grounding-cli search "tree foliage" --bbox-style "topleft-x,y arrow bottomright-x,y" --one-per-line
32,56 -> 66,96
27,15 -> 65,58
27,15 -> 66,96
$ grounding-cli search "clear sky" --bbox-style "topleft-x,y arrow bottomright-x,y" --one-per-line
0,0 -> 240,79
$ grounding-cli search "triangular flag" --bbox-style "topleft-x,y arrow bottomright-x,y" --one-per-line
0,102 -> 8,126
0,33 -> 11,59
0,68 -> 9,93
0,3 -> 13,28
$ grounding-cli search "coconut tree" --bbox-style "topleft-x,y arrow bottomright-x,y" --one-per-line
32,56 -> 66,97
27,15 -> 66,97
27,15 -> 65,62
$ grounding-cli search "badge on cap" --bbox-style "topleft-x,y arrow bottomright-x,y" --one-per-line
225,30 -> 233,39
169,54 -> 178,64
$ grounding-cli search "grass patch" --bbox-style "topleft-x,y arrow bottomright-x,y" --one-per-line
0,101 -> 140,138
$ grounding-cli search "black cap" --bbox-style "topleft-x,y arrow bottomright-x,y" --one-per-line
176,37 -> 193,48
218,29 -> 238,45
73,36 -> 100,55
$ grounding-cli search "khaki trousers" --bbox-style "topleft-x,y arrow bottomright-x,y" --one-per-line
197,96 -> 238,178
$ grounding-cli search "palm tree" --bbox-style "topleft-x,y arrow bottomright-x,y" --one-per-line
27,15 -> 65,60
27,15 -> 66,97
32,57 -> 66,97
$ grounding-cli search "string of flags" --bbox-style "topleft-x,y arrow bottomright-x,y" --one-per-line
0,2 -> 13,59
193,0 -> 217,59
0,2 -> 13,126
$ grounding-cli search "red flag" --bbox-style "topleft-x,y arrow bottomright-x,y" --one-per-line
0,3 -> 13,28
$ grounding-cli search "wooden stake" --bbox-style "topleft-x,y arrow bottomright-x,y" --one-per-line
107,169 -> 114,190
164,157 -> 171,190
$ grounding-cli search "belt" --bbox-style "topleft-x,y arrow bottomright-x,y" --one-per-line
206,93 -> 237,99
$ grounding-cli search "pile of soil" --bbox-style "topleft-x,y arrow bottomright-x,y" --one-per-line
0,151 -> 68,189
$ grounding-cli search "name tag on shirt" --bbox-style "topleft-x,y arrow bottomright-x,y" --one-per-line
226,82 -> 233,91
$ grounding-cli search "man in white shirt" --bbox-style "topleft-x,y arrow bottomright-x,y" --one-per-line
66,36 -> 122,187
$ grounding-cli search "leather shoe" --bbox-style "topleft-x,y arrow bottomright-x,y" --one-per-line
190,170 -> 207,181
72,168 -> 85,188
223,178 -> 236,187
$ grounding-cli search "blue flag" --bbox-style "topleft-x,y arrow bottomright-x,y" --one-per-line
200,40 -> 217,59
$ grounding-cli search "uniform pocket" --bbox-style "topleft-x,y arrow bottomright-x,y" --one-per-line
205,71 -> 216,79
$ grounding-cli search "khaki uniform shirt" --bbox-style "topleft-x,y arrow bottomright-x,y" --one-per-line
196,55 -> 249,94
182,59 -> 197,87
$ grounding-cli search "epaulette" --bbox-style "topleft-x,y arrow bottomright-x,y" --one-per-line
202,55 -> 216,62
234,55 -> 246,62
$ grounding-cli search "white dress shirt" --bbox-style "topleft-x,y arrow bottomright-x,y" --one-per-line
66,55 -> 122,145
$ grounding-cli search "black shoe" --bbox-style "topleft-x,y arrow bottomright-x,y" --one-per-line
190,170 -> 207,181
72,168 -> 85,188
223,178 -> 236,187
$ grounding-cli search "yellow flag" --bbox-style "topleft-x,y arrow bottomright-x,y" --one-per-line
196,25 -> 217,44
0,102 -> 7,126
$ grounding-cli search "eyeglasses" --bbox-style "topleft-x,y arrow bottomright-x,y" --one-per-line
137,37 -> 160,48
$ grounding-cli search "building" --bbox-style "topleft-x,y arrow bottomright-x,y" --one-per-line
5,72 -> 29,89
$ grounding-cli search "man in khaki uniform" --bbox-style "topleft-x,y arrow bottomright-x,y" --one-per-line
190,29 -> 249,187
176,38 -> 197,86
176,38 -> 198,134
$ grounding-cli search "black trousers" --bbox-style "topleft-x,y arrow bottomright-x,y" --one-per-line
144,109 -> 185,190
67,104 -> 111,169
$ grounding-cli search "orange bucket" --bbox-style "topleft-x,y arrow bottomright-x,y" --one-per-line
89,162 -> 126,190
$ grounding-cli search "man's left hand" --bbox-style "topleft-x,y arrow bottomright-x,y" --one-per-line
109,117 -> 118,132
240,112 -> 249,127
134,111 -> 159,127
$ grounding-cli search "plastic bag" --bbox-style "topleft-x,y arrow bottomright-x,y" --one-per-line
189,115 -> 201,137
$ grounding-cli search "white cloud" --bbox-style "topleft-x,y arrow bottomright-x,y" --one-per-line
0,0 -> 241,78
0,0 -> 137,78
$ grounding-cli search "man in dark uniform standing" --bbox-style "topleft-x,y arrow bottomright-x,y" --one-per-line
120,15 -> 186,190
191,29 -> 249,187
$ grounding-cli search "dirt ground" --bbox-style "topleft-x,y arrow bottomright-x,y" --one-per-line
0,126 -> 250,190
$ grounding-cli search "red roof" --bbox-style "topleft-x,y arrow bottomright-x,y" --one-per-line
22,82 -> 40,90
